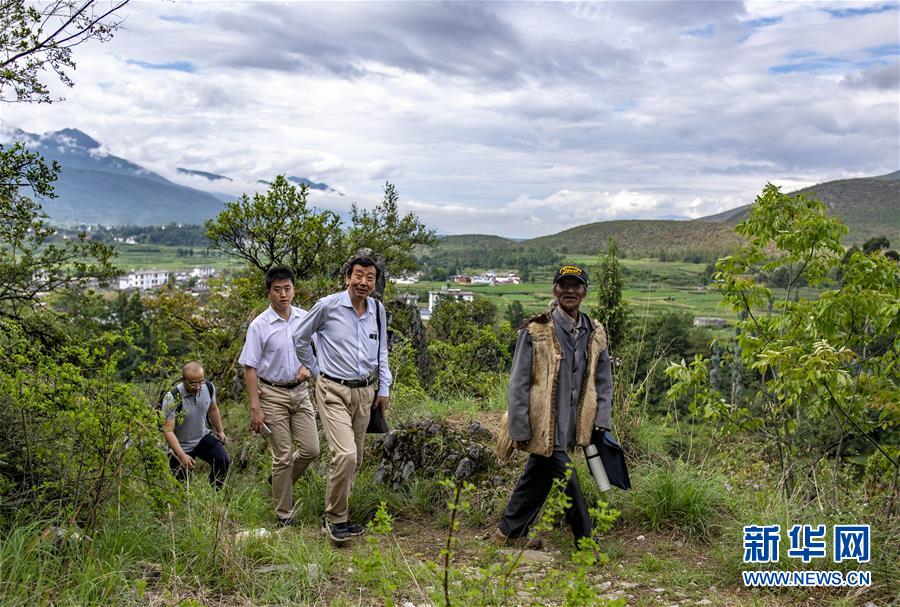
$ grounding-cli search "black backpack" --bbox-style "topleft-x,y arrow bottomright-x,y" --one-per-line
157,380 -> 214,425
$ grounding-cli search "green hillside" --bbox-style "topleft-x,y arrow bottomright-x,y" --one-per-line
523,219 -> 741,259
699,171 -> 900,246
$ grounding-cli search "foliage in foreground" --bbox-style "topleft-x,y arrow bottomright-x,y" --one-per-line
667,184 -> 899,500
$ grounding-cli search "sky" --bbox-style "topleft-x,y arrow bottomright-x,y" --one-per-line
2,0 -> 899,238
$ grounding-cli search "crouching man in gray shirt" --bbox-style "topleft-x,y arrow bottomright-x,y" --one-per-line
162,361 -> 230,489
494,265 -> 613,549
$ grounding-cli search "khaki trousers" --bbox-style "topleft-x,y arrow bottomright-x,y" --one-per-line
315,376 -> 374,524
259,382 -> 320,519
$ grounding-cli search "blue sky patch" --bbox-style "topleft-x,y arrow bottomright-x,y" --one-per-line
822,4 -> 897,19
866,43 -> 900,57
746,16 -> 783,28
127,60 -> 196,73
160,15 -> 194,24
685,23 -> 715,38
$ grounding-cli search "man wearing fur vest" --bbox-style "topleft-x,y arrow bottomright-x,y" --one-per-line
494,264 -> 613,549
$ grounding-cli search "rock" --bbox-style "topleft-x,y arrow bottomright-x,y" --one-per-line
234,528 -> 270,542
696,600 -> 713,606
593,581 -> 612,591
499,548 -> 554,563
306,563 -> 321,580
254,564 -> 292,574
455,457 -> 476,479
636,534 -> 646,541
401,460 -> 416,480
382,431 -> 398,452
620,581 -> 639,589
652,587 -> 665,593
467,421 -> 492,440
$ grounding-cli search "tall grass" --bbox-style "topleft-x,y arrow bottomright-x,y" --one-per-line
621,460 -> 730,542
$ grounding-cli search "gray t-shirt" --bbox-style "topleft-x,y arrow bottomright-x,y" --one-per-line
162,382 -> 214,452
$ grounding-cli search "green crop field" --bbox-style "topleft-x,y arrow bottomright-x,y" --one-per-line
109,244 -> 244,272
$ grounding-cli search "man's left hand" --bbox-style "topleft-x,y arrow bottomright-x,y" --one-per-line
217,431 -> 228,445
373,395 -> 390,412
296,365 -> 311,383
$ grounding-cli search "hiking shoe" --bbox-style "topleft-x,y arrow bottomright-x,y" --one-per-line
322,517 -> 352,543
492,528 -> 543,550
345,521 -> 365,536
277,516 -> 300,527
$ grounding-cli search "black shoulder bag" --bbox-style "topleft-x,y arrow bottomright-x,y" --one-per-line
366,299 -> 390,434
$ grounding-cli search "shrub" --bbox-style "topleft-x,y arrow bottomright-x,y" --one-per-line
624,461 -> 729,542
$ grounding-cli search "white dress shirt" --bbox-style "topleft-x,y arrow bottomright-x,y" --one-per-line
239,305 -> 308,383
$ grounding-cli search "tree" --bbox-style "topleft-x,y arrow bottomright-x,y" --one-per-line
1,0 -> 129,103
505,300 -> 526,328
1,0 -> 127,321
666,184 -> 898,498
429,297 -> 497,345
346,182 -> 436,277
0,144 -> 117,322
205,175 -> 345,278
862,236 -> 890,255
590,238 -> 630,352
206,178 -> 435,282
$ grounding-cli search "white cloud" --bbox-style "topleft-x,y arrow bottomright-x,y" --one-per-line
3,0 -> 897,236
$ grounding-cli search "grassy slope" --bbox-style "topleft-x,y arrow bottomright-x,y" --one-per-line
699,172 -> 900,246
3,394 -> 892,606
524,219 -> 742,258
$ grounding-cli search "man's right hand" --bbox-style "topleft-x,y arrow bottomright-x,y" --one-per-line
250,407 -> 265,434
179,453 -> 195,470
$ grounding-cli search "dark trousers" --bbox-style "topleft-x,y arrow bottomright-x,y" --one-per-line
168,433 -> 231,489
499,450 -> 592,541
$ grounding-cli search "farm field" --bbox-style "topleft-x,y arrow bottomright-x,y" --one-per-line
108,244 -> 244,271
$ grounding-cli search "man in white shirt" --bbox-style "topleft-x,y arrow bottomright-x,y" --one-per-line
239,267 -> 319,525
294,255 -> 392,543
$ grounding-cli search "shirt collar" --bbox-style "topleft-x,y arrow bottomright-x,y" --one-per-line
552,304 -> 581,333
340,289 -> 373,316
266,305 -> 296,324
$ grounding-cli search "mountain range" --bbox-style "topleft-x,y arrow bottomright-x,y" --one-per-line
5,128 -> 335,225
4,128 -> 897,252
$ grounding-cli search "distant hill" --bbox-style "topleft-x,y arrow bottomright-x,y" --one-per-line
523,220 -> 741,259
8,128 -> 227,225
698,172 -> 900,245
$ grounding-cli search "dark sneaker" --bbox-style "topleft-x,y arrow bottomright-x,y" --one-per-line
345,521 -> 365,536
322,517 -> 352,543
277,516 -> 300,527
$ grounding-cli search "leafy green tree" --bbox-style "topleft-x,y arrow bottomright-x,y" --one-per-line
590,238 -> 630,352
347,182 -> 436,277
429,297 -> 497,345
666,184 -> 899,497
0,120 -> 116,326
504,300 -> 526,328
862,235 -> 890,255
205,175 -> 345,278
0,0 -> 129,103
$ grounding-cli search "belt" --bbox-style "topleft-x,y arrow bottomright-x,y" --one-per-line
321,373 -> 376,389
259,376 -> 303,389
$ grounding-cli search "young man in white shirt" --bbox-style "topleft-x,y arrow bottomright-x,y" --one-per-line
239,266 -> 319,526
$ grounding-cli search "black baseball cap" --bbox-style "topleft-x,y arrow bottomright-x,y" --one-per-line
553,265 -> 588,287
